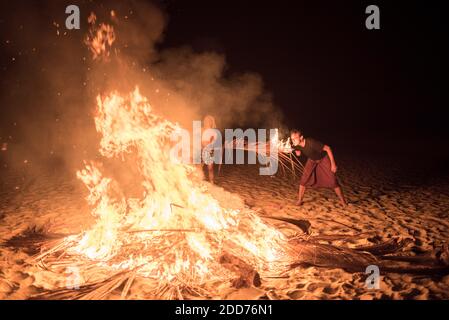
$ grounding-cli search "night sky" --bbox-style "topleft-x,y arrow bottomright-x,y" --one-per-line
158,0 -> 448,149
157,1 -> 449,152
0,0 -> 448,159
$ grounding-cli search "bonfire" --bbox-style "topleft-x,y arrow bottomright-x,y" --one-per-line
5,11 -> 446,300
34,84 -> 302,298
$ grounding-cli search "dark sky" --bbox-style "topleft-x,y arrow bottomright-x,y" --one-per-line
158,0 -> 448,147
0,0 -> 448,156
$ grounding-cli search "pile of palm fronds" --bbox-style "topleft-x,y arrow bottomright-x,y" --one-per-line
20,230 -> 242,300
2,219 -> 449,300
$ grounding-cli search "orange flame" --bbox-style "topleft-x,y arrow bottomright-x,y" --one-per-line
85,13 -> 116,60
70,88 -> 292,283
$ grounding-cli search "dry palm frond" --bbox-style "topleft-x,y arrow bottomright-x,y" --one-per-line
223,138 -> 304,177
1,226 -> 69,255
5,220 -> 448,300
31,269 -> 136,300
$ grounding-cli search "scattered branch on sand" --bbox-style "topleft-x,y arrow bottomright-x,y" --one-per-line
258,215 -> 449,276
0,226 -> 70,255
306,233 -> 375,242
261,215 -> 312,235
289,238 -> 449,275
354,238 -> 414,255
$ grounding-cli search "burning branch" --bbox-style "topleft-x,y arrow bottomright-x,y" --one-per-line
224,136 -> 304,177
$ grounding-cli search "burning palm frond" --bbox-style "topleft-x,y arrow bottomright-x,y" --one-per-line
223,136 -> 304,178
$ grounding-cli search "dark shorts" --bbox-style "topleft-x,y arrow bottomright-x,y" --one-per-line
299,155 -> 339,189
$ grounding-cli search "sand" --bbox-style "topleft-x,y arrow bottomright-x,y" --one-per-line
1,152 -> 449,300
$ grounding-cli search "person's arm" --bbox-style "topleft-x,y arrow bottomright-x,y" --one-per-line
323,145 -> 337,173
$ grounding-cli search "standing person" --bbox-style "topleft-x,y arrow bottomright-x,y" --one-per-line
290,129 -> 347,206
201,115 -> 219,184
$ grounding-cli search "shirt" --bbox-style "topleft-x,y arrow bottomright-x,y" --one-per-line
293,138 -> 326,161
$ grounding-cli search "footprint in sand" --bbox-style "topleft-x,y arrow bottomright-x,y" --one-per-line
287,289 -> 306,299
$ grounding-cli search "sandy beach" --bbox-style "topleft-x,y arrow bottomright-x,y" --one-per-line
0,0 -> 447,304
1,149 -> 448,300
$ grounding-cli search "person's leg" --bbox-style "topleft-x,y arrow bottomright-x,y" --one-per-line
334,186 -> 347,206
315,156 -> 346,206
297,185 -> 306,205
208,164 -> 215,184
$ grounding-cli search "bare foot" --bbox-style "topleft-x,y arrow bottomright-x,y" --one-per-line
296,200 -> 303,206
